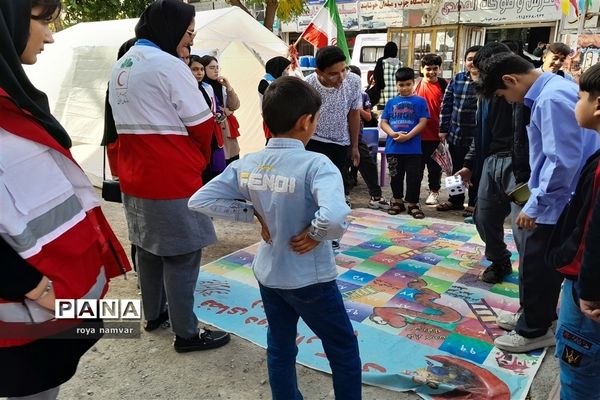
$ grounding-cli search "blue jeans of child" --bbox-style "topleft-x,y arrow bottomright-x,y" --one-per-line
258,281 -> 362,400
555,279 -> 600,400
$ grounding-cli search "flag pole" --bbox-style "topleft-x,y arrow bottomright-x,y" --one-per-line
576,0 -> 587,35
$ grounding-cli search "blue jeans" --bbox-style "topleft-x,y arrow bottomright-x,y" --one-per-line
259,281 -> 362,400
555,279 -> 600,400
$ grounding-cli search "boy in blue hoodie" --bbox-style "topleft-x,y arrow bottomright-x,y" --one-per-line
188,76 -> 361,400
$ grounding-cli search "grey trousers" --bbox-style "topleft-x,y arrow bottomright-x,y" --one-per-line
474,154 -> 516,263
8,386 -> 59,400
136,246 -> 202,339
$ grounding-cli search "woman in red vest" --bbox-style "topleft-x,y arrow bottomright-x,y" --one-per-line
0,1 -> 130,398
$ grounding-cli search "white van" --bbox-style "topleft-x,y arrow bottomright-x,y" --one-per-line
350,33 -> 387,89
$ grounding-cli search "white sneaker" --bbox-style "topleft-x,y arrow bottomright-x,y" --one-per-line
494,330 -> 555,353
425,192 -> 440,205
496,311 -> 521,331
368,197 -> 391,210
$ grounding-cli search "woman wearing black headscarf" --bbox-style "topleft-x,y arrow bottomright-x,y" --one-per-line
258,56 -> 291,140
108,0 -> 231,353
0,1 -> 130,398
199,55 -> 241,164
372,41 -> 401,108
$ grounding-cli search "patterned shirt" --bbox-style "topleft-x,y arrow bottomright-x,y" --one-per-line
305,72 -> 362,146
380,58 -> 400,106
439,71 -> 478,146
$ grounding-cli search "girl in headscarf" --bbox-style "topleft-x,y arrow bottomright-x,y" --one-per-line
200,55 -> 241,164
108,0 -> 230,353
373,41 -> 401,108
189,54 -> 226,182
0,1 -> 130,398
258,55 -> 291,140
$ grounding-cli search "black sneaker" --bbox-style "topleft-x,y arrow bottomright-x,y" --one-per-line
174,329 -> 231,353
144,310 -> 170,332
480,260 -> 512,284
332,240 -> 340,250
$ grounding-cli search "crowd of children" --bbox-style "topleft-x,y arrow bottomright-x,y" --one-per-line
188,42 -> 600,399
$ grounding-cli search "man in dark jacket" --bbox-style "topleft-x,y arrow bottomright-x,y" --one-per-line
456,42 -> 528,284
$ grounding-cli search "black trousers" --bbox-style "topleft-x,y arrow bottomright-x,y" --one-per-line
349,139 -> 382,198
515,224 -> 564,338
420,140 -> 442,192
386,154 -> 421,203
306,139 -> 350,195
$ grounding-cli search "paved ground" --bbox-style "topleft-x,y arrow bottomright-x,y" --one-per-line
58,175 -> 559,399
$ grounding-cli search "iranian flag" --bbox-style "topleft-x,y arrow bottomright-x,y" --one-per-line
300,0 -> 350,61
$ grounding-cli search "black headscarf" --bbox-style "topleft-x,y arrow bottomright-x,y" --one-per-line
0,0 -> 71,149
134,0 -> 195,58
258,56 -> 291,95
200,55 -> 224,108
102,37 -> 137,146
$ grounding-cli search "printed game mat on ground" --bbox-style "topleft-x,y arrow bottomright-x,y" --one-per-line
194,208 -> 545,399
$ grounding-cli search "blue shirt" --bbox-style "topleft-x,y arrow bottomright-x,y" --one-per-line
381,95 -> 429,155
523,73 -> 600,224
188,138 -> 350,289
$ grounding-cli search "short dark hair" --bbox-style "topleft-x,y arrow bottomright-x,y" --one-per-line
348,65 -> 361,77
580,63 -> 600,99
464,45 -> 482,60
262,77 -> 322,135
189,54 -> 202,66
421,53 -> 442,67
31,0 -> 62,21
395,67 -> 415,82
199,55 -> 218,67
315,46 -> 346,70
478,53 -> 534,98
545,42 -> 571,57
501,39 -> 524,55
473,42 -> 511,70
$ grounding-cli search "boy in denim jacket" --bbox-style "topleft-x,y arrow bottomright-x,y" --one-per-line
188,77 -> 361,400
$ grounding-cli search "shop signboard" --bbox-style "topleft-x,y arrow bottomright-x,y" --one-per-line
357,0 -> 432,29
435,0 -> 561,24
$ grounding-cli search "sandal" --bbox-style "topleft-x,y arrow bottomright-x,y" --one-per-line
436,201 -> 464,212
388,201 -> 406,215
407,204 -> 425,219
462,206 -> 475,217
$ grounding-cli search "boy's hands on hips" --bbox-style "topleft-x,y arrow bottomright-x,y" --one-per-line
255,211 -> 272,244
290,227 -> 320,254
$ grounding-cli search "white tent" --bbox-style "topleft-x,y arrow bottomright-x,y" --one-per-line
24,7 -> 288,186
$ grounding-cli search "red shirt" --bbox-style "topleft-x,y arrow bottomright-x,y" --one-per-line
415,79 -> 444,142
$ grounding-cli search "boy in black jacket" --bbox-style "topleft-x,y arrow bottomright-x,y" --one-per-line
547,63 -> 600,400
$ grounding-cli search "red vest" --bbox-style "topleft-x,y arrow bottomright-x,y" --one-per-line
0,89 -> 131,347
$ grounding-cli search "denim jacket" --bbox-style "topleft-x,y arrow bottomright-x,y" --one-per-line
188,138 -> 350,289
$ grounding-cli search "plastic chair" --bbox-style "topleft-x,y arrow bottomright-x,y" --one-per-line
361,128 -> 379,161
299,56 -> 310,68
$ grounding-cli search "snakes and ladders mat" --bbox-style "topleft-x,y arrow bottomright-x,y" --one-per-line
194,208 -> 545,399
